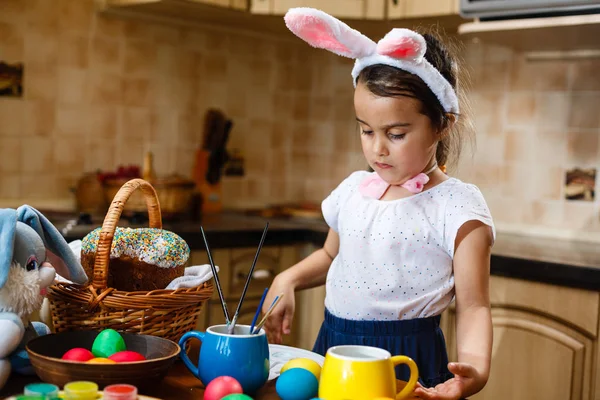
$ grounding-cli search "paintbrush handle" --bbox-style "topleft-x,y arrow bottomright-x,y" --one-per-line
250,288 -> 269,334
201,226 -> 230,323
233,223 -> 269,318
253,294 -> 284,334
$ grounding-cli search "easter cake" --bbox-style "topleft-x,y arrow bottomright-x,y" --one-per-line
81,227 -> 189,291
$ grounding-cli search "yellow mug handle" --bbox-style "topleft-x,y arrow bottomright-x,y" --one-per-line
391,356 -> 419,400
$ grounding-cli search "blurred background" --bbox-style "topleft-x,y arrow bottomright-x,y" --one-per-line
0,0 -> 599,239
1,2 -> 600,399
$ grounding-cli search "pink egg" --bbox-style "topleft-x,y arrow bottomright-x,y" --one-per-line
62,348 -> 95,362
203,376 -> 243,400
108,350 -> 147,363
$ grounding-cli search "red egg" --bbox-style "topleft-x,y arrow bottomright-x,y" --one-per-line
203,376 -> 243,400
62,348 -> 95,362
108,350 -> 147,363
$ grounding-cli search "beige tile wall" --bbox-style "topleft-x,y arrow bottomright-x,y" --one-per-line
0,0 -> 363,208
454,41 -> 600,235
1,0 -> 599,236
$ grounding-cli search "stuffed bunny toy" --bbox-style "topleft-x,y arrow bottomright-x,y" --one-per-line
0,205 -> 88,389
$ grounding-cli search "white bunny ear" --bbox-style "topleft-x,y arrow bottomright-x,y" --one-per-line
376,28 -> 427,62
284,7 -> 376,58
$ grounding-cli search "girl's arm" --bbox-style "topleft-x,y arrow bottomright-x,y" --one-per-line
262,228 -> 339,343
416,219 -> 493,400
452,220 -> 494,395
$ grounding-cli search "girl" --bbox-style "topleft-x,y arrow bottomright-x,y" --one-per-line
264,8 -> 495,400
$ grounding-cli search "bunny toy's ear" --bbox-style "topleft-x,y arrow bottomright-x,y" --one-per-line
284,7 -> 376,59
376,28 -> 427,62
16,205 -> 88,285
0,209 -> 17,289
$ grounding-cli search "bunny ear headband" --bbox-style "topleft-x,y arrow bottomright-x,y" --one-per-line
284,7 -> 459,115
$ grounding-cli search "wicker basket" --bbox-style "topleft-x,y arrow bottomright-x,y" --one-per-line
47,178 -> 213,342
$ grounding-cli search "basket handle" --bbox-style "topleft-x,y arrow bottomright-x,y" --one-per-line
92,178 -> 162,290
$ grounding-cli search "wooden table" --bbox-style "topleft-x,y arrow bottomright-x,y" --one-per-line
0,360 -> 280,399
2,364 -> 423,400
0,344 -> 419,399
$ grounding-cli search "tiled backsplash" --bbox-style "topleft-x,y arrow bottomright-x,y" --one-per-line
1,0 -> 599,239
455,42 -> 600,237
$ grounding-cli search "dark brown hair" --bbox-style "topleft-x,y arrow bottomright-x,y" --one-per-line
356,30 -> 473,170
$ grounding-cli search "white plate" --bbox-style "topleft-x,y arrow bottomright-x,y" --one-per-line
268,344 -> 325,381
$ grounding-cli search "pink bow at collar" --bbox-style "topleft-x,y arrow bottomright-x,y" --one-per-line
359,172 -> 430,199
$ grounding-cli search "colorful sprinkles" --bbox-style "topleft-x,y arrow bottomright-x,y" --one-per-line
82,227 -> 190,269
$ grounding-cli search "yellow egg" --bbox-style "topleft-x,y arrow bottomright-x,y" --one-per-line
280,358 -> 321,380
86,357 -> 116,364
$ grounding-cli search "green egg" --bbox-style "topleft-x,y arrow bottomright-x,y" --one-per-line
221,394 -> 253,400
91,329 -> 126,358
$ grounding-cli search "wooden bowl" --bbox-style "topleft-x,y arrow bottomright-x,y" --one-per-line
26,331 -> 180,389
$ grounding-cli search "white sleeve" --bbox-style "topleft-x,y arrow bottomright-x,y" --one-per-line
444,183 -> 495,257
321,171 -> 365,233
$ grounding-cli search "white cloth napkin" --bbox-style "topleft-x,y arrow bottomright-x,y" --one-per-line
68,239 -> 82,263
165,264 -> 218,290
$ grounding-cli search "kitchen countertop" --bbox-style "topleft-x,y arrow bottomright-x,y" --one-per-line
51,211 -> 600,291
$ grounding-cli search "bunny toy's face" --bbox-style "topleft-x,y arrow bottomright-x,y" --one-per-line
0,222 -> 56,317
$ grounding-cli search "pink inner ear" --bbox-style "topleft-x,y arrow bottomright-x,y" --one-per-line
294,15 -> 352,56
377,37 -> 421,58
45,250 -> 70,280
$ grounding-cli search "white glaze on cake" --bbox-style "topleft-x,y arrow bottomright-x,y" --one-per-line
82,227 -> 189,269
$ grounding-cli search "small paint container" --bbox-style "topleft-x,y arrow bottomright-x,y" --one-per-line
63,381 -> 99,400
24,383 -> 59,399
103,384 -> 138,400
15,396 -> 45,400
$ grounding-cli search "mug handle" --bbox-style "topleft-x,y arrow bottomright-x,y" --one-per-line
391,356 -> 419,400
178,331 -> 205,378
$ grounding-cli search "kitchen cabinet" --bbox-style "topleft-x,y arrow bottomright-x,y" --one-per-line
251,0 -> 386,20
186,0 -> 242,9
231,0 -> 248,10
388,0 -> 459,19
98,0 -> 466,38
458,14 -> 600,52
100,0 -> 386,31
192,245 -> 301,347
190,242 -> 329,350
98,0 -> 269,35
293,243 -> 326,351
104,0 -> 247,12
440,276 -> 600,400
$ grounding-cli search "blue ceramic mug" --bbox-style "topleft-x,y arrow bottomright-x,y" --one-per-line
179,324 -> 270,395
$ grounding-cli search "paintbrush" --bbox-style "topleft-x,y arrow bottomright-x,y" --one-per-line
228,222 -> 269,334
201,226 -> 230,325
249,288 -> 269,335
252,293 -> 284,334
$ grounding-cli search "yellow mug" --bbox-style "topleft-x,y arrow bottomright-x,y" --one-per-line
318,345 -> 419,400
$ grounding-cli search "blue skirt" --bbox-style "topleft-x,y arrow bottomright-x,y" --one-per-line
312,309 -> 453,388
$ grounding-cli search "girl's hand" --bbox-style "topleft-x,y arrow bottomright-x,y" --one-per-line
262,274 -> 295,344
413,362 -> 482,400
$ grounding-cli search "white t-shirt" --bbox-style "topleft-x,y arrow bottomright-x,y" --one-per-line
322,171 -> 495,321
